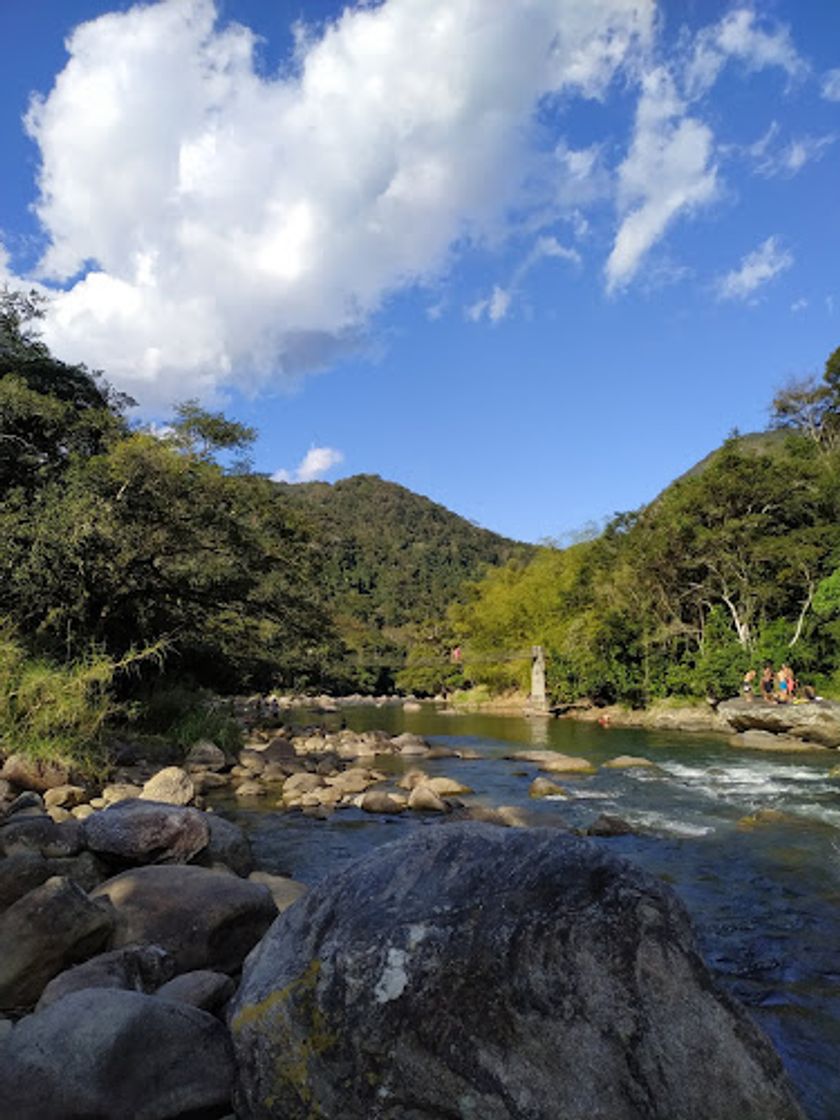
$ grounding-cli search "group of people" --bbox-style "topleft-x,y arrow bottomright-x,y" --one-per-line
743,662 -> 817,704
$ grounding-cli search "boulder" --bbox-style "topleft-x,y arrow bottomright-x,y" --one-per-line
358,790 -> 406,814
82,799 -> 209,865
155,969 -> 235,1012
424,775 -> 473,797
236,780 -> 267,798
192,812 -> 254,877
248,871 -> 308,913
718,697 -> 840,747
505,750 -> 596,775
282,773 -> 325,799
36,944 -> 175,1011
0,850 -> 107,912
407,784 -> 448,812
43,784 -> 88,810
185,739 -> 227,772
0,988 -> 234,1119
0,815 -> 82,858
326,768 -> 378,795
229,824 -> 803,1120
396,768 -> 429,791
238,749 -> 267,775
2,790 -> 45,818
584,813 -> 636,837
0,753 -> 70,793
92,864 -> 277,975
529,777 -> 567,798
728,730 -> 819,753
140,766 -> 195,806
101,782 -> 143,806
602,755 -> 657,770
392,733 -> 430,757
0,877 -> 115,1012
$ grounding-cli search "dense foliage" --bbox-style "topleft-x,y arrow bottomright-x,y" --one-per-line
445,347 -> 840,706
278,474 -> 528,692
0,290 -> 526,763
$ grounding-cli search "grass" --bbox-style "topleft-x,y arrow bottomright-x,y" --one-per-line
0,625 -> 116,775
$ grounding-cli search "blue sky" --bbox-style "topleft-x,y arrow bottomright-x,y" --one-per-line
1,0 -> 839,542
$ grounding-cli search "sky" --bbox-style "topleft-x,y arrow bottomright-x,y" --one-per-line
1,0 -> 839,543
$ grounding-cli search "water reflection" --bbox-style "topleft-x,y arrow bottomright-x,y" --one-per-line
527,714 -> 550,746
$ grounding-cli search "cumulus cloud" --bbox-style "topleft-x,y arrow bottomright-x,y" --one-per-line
716,236 -> 793,302
605,68 -> 717,293
823,70 -> 840,102
16,0 -> 653,409
684,8 -> 806,99
468,234 -> 580,323
272,445 -> 344,483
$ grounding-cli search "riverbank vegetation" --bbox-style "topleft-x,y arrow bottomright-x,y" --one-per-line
0,291 -> 518,769
4,287 -> 840,766
428,346 -> 840,707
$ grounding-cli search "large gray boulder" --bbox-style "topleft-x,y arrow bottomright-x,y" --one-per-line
0,876 -> 115,1012
719,697 -> 840,747
0,850 -> 107,912
0,815 -> 82,858
92,864 -> 277,974
0,988 -> 234,1119
82,798 -> 209,864
191,811 -> 254,876
229,824 -> 803,1120
36,944 -> 175,1011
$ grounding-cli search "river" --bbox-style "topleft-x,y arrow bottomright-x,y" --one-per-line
211,706 -> 840,1120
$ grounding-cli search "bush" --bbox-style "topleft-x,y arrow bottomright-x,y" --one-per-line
0,623 -> 116,773
134,683 -> 242,755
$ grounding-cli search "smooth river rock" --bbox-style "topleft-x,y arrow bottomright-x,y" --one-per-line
505,749 -> 596,774
92,864 -> 277,974
229,823 -> 803,1120
0,876 -> 115,1012
0,988 -> 234,1119
36,943 -> 175,1011
82,798 -> 209,864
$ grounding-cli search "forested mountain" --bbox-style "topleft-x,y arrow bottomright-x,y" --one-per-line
436,346 -> 840,707
0,289 -> 527,740
277,473 -> 527,628
274,474 -> 530,692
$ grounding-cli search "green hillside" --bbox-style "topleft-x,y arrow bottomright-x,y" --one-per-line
277,474 -> 529,630
447,347 -> 840,705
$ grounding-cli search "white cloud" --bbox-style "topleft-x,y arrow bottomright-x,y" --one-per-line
685,9 -> 806,99
605,68 -> 717,293
468,235 -> 580,323
14,0 -> 653,409
751,128 -> 834,177
790,298 -> 808,313
823,70 -> 840,102
717,236 -> 793,301
272,445 -> 344,483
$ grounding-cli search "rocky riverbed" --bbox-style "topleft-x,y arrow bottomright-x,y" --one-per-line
0,713 -> 822,1118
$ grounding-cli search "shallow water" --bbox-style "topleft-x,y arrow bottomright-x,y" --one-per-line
212,707 -> 840,1120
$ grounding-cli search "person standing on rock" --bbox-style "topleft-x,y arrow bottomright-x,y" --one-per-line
761,662 -> 776,703
777,665 -> 790,703
742,669 -> 756,701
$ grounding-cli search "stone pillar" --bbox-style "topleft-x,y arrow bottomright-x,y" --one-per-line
529,645 -> 548,713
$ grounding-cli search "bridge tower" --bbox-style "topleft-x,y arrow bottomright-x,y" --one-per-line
529,645 -> 548,714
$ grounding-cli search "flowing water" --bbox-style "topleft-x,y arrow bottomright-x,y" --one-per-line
211,707 -> 840,1120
